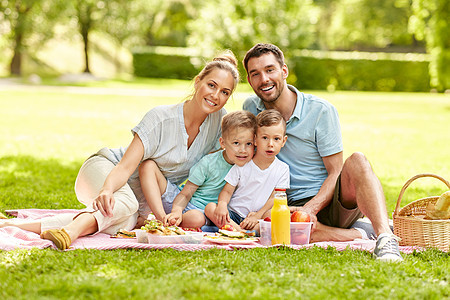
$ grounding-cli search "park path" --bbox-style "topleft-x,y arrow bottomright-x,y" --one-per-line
0,78 -> 187,98
0,78 -> 252,100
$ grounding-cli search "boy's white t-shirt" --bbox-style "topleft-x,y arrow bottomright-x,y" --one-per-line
225,158 -> 290,218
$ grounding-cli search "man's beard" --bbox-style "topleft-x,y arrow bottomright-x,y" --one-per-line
256,82 -> 284,105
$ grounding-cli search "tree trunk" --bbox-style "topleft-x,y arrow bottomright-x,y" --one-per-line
81,24 -> 90,73
10,33 -> 22,76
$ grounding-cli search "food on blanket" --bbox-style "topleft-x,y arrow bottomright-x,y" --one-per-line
425,191 -> 450,220
291,211 -> 310,222
221,224 -> 235,231
263,217 -> 271,222
182,227 -> 202,232
219,229 -> 245,238
141,219 -> 186,235
112,229 -> 136,238
205,229 -> 258,243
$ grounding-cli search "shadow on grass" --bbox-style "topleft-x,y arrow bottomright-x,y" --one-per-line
0,155 -> 84,211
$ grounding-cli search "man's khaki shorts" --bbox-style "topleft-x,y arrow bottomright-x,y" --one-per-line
290,175 -> 364,229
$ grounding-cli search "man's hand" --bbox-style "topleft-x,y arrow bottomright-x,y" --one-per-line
289,206 -> 317,232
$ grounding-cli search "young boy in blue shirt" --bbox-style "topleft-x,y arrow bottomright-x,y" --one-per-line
139,110 -> 257,228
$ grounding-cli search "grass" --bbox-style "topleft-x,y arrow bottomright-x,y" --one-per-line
0,79 -> 449,299
0,248 -> 448,299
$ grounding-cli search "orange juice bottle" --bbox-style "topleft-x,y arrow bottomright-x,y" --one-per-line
271,188 -> 290,245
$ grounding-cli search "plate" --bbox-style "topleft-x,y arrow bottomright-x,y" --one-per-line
203,236 -> 259,245
136,229 -> 204,244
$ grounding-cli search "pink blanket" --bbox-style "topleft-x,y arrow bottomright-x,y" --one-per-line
1,209 -> 420,253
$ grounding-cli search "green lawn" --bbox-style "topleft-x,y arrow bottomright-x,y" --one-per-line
0,80 -> 449,299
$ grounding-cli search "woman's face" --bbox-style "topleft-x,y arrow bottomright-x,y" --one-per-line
193,68 -> 235,114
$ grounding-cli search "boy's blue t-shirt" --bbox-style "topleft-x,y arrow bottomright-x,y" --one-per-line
188,150 -> 233,210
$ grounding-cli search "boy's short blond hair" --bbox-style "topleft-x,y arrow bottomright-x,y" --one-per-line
222,110 -> 257,138
256,109 -> 286,135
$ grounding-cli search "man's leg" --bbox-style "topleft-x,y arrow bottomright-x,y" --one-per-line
340,152 -> 391,236
340,152 -> 402,261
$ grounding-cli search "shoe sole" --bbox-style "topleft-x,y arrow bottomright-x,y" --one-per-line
41,230 -> 69,250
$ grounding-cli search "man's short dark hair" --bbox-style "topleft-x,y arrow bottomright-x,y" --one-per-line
243,43 -> 285,73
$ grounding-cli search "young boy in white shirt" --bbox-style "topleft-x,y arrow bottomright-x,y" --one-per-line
205,109 -> 290,232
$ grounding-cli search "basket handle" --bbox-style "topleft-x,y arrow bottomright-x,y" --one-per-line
393,173 -> 450,217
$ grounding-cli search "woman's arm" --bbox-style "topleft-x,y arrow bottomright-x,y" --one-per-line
94,134 -> 144,217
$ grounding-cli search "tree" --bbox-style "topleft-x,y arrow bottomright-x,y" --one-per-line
321,0 -> 415,51
0,0 -> 64,75
187,0 -> 318,60
410,0 -> 450,91
72,0 -> 108,73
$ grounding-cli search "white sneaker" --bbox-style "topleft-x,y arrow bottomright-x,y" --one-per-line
373,233 -> 403,262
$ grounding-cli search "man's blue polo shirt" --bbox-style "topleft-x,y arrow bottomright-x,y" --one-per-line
243,85 -> 343,204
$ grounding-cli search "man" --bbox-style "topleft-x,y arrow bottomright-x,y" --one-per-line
242,43 -> 402,261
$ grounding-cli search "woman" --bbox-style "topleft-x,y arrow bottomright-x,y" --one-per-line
1,51 -> 240,250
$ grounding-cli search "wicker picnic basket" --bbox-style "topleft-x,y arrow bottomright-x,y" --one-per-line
393,174 -> 450,251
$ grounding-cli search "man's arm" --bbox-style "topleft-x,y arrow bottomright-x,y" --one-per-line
302,152 -> 343,216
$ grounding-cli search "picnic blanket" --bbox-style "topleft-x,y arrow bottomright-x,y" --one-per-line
1,209 -> 421,253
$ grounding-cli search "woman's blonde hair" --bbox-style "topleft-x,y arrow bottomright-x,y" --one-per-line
196,50 -> 240,91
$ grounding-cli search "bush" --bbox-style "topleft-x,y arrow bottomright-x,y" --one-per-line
132,47 -> 431,92
132,47 -> 203,80
289,56 -> 430,92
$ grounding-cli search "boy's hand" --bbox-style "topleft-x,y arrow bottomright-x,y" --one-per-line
214,202 -> 230,227
164,210 -> 182,226
240,214 -> 258,230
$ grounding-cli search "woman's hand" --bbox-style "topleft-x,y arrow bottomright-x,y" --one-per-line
164,210 -> 182,226
93,190 -> 115,217
214,202 -> 230,228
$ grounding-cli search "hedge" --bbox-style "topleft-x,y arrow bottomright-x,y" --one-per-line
132,46 -> 203,80
288,50 -> 430,92
132,46 -> 431,92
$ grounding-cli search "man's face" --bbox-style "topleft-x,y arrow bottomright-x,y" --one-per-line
246,53 -> 288,104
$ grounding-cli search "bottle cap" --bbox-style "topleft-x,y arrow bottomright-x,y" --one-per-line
274,188 -> 286,191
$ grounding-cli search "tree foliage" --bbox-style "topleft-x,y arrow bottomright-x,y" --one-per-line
187,0 -> 318,59
322,0 -> 414,50
0,0 -> 448,91
0,0 -> 66,75
410,0 -> 450,91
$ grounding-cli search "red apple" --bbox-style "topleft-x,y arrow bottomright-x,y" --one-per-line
263,217 -> 271,222
291,211 -> 310,222
221,224 -> 235,231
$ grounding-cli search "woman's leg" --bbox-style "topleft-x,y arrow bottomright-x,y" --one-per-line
0,219 -> 42,233
41,154 -> 139,248
139,160 -> 168,221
